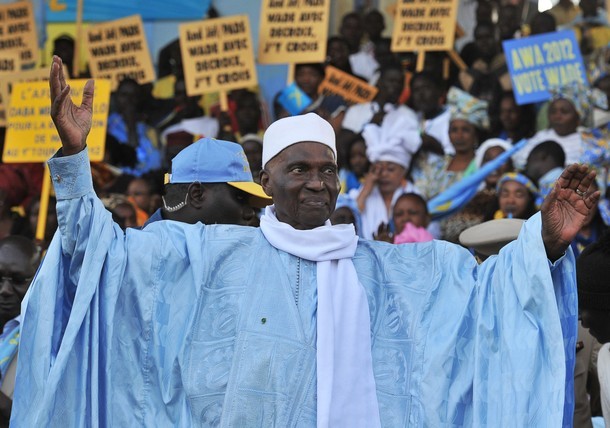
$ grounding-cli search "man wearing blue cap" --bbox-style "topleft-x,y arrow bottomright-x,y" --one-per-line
12,56 -> 603,427
144,138 -> 271,227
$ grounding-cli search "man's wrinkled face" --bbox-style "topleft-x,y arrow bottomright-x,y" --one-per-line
261,142 -> 340,230
0,245 -> 36,323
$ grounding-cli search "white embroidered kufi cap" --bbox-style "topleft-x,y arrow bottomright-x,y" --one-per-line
262,112 -> 337,168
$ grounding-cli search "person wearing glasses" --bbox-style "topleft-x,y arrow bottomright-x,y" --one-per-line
0,236 -> 40,427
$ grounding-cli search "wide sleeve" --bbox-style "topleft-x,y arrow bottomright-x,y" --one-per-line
417,212 -> 577,427
12,148 -> 131,426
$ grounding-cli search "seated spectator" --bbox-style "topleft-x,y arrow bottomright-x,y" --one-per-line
529,11 -> 558,36
514,84 -> 593,169
101,194 -> 138,231
338,133 -> 369,194
411,87 -> 489,200
274,63 -> 346,131
409,71 -> 453,155
238,134 -> 264,184
492,91 -> 537,143
25,195 -> 58,250
391,193 -> 433,244
490,172 -> 539,220
442,138 -> 515,243
154,77 -> 205,133
548,0 -> 580,27
0,236 -> 41,426
352,132 -> 418,240
329,194 -> 362,236
571,180 -> 608,257
107,78 -> 162,176
458,22 -> 510,99
126,178 -> 153,226
525,140 -> 566,206
326,36 -> 366,80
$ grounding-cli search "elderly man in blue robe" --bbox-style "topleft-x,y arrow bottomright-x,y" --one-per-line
11,56 -> 601,427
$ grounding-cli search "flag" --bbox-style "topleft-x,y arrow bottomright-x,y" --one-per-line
277,82 -> 311,116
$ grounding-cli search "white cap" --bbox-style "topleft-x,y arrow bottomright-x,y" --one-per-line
262,113 -> 336,168
459,218 -> 525,257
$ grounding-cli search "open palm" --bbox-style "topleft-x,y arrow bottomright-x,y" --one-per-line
49,55 -> 95,155
541,164 -> 600,261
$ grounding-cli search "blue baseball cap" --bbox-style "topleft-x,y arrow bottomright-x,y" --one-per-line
167,138 -> 271,208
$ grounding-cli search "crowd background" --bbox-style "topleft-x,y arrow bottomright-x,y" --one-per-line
1,0 -> 610,426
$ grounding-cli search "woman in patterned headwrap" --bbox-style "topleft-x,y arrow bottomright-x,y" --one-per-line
411,87 -> 490,201
488,172 -> 539,220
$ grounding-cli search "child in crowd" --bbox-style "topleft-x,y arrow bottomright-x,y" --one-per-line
391,193 -> 433,244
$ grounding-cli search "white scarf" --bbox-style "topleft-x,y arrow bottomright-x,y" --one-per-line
260,206 -> 381,428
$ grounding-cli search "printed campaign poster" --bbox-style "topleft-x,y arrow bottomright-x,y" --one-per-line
0,1 -> 39,67
503,30 -> 587,104
3,79 -> 111,163
318,66 -> 378,105
86,15 -> 155,90
391,0 -> 458,52
258,0 -> 330,64
180,15 -> 257,95
0,51 -> 21,127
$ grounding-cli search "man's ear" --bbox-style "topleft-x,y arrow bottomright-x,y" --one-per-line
260,169 -> 273,197
187,182 -> 207,209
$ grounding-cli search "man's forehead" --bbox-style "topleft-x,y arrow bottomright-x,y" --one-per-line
278,141 -> 336,162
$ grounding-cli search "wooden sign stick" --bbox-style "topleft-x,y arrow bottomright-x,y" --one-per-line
35,165 -> 51,241
416,51 -> 426,72
447,50 -> 467,71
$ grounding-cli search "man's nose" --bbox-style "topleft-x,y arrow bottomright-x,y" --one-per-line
0,279 -> 13,295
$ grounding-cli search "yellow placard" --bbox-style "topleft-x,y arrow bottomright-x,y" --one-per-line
85,15 -> 155,91
258,0 -> 330,64
318,65 -> 378,105
0,1 -> 39,67
391,0 -> 458,52
3,79 -> 111,163
0,51 -> 21,126
179,15 -> 258,95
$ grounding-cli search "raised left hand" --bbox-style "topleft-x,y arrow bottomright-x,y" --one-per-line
540,164 -> 600,261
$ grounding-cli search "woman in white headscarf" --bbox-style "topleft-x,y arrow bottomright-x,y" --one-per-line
349,111 -> 420,240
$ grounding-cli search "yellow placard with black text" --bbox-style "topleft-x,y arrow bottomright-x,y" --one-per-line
0,51 -> 21,127
0,1 -> 39,67
3,79 -> 111,163
86,15 -> 155,91
318,66 -> 378,105
391,0 -> 458,52
179,15 -> 257,96
258,0 -> 330,64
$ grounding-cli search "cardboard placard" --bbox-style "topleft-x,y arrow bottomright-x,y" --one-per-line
391,0 -> 458,52
258,0 -> 330,64
0,1 -> 39,67
318,66 -> 378,105
0,51 -> 21,126
503,30 -> 587,104
3,79 -> 111,163
180,15 -> 258,95
86,15 -> 155,90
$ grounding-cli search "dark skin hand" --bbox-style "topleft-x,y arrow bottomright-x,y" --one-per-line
373,222 -> 393,243
540,164 -> 600,261
50,55 -> 94,155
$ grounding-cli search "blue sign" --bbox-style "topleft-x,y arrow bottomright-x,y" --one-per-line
277,83 -> 312,116
46,0 -> 211,22
503,30 -> 587,105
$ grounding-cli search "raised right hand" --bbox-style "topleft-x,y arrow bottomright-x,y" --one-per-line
50,55 -> 95,156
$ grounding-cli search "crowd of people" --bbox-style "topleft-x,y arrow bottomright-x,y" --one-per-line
0,1 -> 609,426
